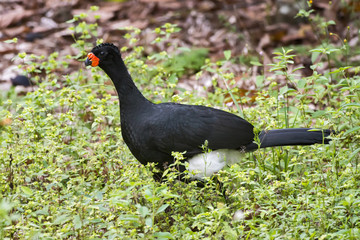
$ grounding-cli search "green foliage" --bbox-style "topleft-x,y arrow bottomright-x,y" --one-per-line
1,3 -> 360,239
162,48 -> 208,78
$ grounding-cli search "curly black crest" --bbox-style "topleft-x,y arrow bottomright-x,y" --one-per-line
92,43 -> 120,55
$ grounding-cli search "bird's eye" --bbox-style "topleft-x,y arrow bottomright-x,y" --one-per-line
100,51 -> 105,55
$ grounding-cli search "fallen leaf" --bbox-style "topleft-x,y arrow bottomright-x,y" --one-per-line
0,7 -> 34,29
0,118 -> 12,126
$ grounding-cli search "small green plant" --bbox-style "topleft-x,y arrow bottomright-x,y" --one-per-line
269,48 -> 302,129
162,48 -> 208,77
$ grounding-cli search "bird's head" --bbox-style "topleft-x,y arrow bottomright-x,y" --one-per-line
85,43 -> 121,68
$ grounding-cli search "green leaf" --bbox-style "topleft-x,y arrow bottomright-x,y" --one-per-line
34,206 -> 49,216
279,86 -> 288,95
177,47 -> 191,52
91,121 -> 98,130
255,75 -> 264,88
73,215 -> 82,230
137,205 -> 149,217
156,204 -> 169,214
344,126 -> 360,135
145,217 -> 153,227
269,66 -> 284,72
311,51 -> 321,63
4,38 -> 18,43
90,5 -> 99,11
296,9 -> 314,18
205,67 -> 216,73
298,78 -> 306,89
153,232 -> 174,239
250,61 -> 263,66
53,214 -> 70,225
330,66 -> 351,74
350,148 -> 360,161
224,50 -> 231,61
292,66 -> 304,73
168,74 -> 178,84
340,103 -> 360,109
95,190 -> 104,200
20,186 -> 33,196
310,48 -> 324,53
144,188 -> 155,201
118,215 -> 139,222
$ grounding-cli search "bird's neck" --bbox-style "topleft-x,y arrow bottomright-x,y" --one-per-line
101,56 -> 150,107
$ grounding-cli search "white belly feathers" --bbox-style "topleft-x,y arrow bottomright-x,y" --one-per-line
187,149 -> 243,180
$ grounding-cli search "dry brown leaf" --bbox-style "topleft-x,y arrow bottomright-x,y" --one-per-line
0,7 -> 34,29
282,24 -> 314,43
0,118 -> 12,126
44,0 -> 79,8
139,0 -> 177,2
2,25 -> 29,38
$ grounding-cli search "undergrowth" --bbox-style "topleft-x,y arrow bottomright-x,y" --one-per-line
1,2 -> 359,239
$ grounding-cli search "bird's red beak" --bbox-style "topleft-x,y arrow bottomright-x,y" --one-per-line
85,52 -> 99,67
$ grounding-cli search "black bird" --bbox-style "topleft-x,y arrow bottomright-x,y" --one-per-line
11,75 -> 32,87
85,43 -> 333,181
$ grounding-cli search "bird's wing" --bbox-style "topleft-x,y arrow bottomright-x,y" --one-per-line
145,103 -> 254,158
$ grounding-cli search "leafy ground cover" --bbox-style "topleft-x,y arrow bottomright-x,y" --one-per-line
1,2 -> 360,239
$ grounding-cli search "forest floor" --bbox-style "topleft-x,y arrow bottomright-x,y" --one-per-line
1,0 -> 359,95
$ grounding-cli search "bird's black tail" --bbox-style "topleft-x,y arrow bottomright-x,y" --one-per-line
245,128 -> 333,151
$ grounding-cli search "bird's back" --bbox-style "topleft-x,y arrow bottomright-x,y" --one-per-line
120,102 -> 254,168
